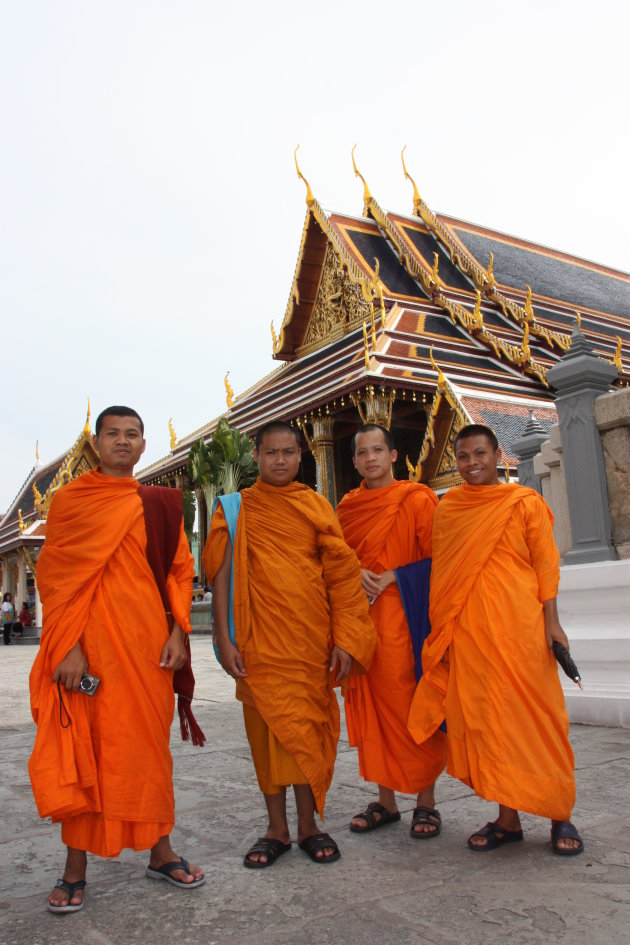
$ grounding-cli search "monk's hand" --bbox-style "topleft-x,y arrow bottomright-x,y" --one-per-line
360,569 -> 382,601
52,642 -> 88,691
542,598 -> 570,650
329,644 -> 353,682
217,638 -> 248,679
160,623 -> 188,671
373,570 -> 396,595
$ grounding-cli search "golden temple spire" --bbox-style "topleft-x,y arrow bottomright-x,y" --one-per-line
294,145 -> 314,208
224,372 -> 235,408
83,397 -> 91,436
351,145 -> 372,214
35,440 -> 41,466
575,311 -> 582,331
401,146 -> 421,211
168,418 -> 177,451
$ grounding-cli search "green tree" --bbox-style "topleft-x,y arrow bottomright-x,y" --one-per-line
182,489 -> 196,546
187,419 -> 257,514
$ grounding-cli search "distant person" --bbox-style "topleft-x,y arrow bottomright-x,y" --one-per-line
2,592 -> 15,646
408,424 -> 583,855
29,406 -> 205,915
18,602 -> 32,627
337,425 -> 446,838
204,421 -> 376,868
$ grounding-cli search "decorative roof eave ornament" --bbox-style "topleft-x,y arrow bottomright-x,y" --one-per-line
611,336 -> 623,373
224,373 -> 235,408
400,148 -> 571,354
357,164 -> 548,387
350,385 -> 396,430
33,481 -> 43,511
351,145 -> 372,217
168,418 -> 177,452
406,348 -> 470,482
18,509 -> 26,533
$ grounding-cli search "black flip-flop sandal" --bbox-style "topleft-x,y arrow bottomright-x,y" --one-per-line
350,801 -> 401,833
46,879 -> 86,914
145,857 -> 206,887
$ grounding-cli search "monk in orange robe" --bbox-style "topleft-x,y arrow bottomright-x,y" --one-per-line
337,425 -> 446,838
203,421 -> 375,869
408,424 -> 583,855
29,407 -> 205,915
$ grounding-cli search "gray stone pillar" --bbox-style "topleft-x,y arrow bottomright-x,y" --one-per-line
511,410 -> 549,493
546,325 -> 618,564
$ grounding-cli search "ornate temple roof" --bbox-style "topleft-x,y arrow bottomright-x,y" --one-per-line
0,410 -> 98,556
138,153 -> 628,485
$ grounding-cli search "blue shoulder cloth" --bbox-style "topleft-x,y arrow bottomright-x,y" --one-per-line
210,492 -> 242,665
394,557 -> 446,733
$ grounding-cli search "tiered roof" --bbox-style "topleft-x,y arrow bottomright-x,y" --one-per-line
138,153 -> 628,485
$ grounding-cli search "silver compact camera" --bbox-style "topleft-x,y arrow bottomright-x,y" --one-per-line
79,673 -> 100,696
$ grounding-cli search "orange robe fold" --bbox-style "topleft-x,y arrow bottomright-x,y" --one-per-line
29,470 -> 194,857
337,480 -> 446,794
408,482 -> 575,821
202,478 -> 376,816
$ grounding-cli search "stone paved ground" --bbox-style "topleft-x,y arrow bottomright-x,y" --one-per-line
1,639 -> 629,945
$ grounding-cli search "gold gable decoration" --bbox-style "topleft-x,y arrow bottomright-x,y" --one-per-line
299,243 -> 372,354
406,349 -> 470,487
37,419 -> 99,518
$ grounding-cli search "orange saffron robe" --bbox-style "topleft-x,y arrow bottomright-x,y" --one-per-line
408,483 -> 576,821
337,480 -> 446,794
202,478 -> 376,816
29,470 -> 194,857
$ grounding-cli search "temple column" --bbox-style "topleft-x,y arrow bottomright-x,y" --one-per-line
512,410 -> 549,494
310,417 -> 338,507
547,325 -> 617,564
16,554 -> 28,610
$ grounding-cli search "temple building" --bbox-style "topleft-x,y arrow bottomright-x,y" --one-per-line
138,152 -> 629,581
0,408 -> 98,625
3,156 -> 628,607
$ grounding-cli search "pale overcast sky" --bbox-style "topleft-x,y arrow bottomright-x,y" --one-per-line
1,0 -> 628,509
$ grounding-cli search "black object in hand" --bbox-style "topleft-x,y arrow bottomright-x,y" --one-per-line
552,642 -> 582,687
